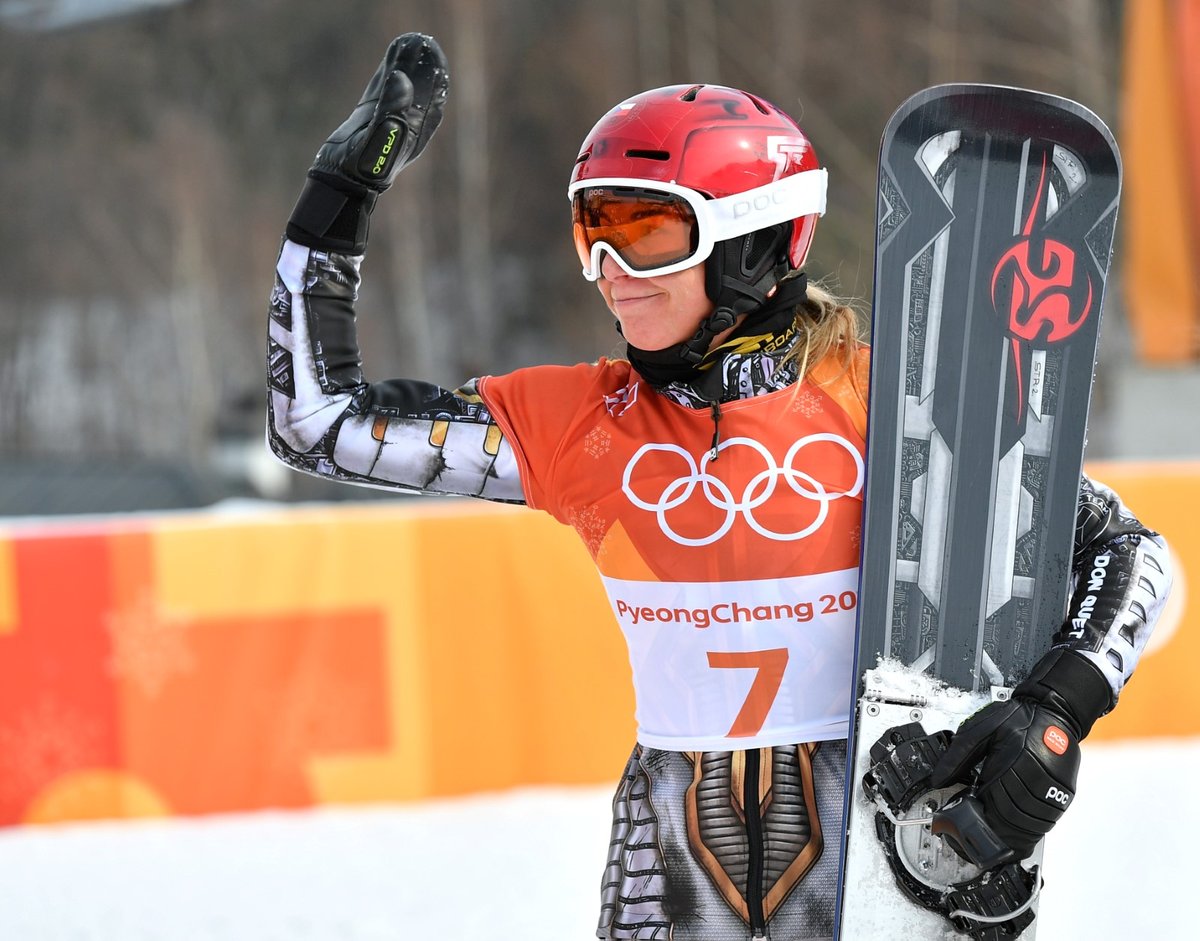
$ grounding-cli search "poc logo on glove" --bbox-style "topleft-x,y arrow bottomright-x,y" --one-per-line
1043,724 -> 1070,755
1045,786 -> 1072,806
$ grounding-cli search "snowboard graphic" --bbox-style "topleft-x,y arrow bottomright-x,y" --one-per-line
835,84 -> 1121,939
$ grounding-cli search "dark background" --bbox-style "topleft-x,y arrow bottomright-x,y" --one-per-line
0,0 -> 1135,512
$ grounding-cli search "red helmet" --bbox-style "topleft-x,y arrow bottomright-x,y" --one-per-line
569,84 -> 826,274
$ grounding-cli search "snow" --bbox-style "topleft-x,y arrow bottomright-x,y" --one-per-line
0,738 -> 1195,940
859,658 -> 996,713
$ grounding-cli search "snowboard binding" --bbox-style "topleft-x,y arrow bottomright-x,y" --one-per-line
862,722 -> 1040,940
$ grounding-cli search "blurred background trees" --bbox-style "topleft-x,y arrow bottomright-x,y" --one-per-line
0,0 -> 1152,510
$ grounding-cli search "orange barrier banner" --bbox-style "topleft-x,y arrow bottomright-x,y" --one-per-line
1121,0 -> 1200,361
0,503 -> 635,826
0,462 -> 1195,826
1079,462 -> 1197,741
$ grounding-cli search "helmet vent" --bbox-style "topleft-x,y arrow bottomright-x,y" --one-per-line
745,93 -> 771,115
625,149 -> 670,161
680,85 -> 703,102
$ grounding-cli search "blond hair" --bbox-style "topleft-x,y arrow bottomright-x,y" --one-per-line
786,279 -> 865,381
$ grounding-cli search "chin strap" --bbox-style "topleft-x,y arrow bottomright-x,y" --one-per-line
625,220 -> 802,376
625,270 -> 810,465
677,275 -> 772,365
625,272 -> 809,390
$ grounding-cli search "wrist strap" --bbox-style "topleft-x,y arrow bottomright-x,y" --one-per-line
1014,648 -> 1113,739
286,172 -> 378,254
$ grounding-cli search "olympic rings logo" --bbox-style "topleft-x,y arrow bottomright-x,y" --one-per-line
621,434 -> 864,547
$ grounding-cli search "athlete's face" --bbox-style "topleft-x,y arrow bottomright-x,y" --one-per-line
596,253 -> 716,351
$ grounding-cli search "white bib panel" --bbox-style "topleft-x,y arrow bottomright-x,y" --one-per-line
603,568 -> 859,750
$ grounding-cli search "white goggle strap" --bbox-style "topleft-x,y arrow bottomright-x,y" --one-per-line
701,168 -> 828,242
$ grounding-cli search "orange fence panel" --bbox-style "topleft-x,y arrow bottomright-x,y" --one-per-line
1081,461 -> 1198,740
0,503 -> 633,826
1121,0 -> 1200,361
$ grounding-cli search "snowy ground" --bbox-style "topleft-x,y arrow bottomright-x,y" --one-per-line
0,738 -> 1194,940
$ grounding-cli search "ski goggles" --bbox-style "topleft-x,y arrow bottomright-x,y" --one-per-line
568,169 -> 827,280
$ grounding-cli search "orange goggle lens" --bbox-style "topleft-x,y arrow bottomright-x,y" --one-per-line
571,187 -> 701,274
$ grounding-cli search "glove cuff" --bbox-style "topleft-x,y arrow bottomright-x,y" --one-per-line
1014,648 -> 1114,739
286,171 -> 379,254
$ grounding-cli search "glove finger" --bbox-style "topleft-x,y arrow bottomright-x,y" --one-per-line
392,36 -> 449,158
367,32 -> 430,103
929,700 -> 1019,787
375,69 -> 416,128
339,36 -> 421,129
388,33 -> 449,96
325,42 -> 408,147
410,59 -> 450,156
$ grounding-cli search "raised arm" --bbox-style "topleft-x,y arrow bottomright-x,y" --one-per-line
266,34 -> 522,503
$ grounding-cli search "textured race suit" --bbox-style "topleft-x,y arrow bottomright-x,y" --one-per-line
267,240 -> 1173,940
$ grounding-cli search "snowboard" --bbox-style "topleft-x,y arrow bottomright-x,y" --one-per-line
834,84 -> 1121,940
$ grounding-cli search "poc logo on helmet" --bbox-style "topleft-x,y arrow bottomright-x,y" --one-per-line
1045,786 -> 1072,806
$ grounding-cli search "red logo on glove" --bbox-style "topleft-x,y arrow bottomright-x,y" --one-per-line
1043,725 -> 1070,755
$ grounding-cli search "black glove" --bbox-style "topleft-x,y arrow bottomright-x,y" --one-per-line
287,33 -> 450,254
930,648 -> 1113,861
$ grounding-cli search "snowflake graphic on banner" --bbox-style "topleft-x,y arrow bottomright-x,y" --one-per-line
106,591 -> 196,698
0,697 -> 105,805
